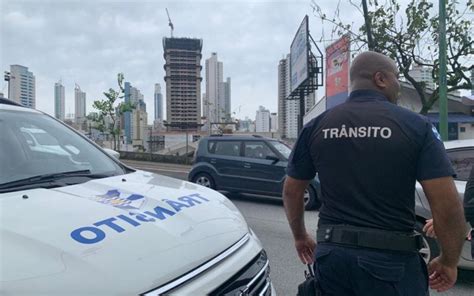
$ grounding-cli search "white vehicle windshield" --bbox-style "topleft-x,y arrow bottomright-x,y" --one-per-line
0,109 -> 126,186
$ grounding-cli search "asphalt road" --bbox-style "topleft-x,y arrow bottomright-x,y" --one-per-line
123,159 -> 474,295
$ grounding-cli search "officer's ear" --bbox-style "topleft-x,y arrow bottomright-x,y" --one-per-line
373,71 -> 388,88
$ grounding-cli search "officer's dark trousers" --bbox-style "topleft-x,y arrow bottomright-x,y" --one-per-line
314,243 -> 429,296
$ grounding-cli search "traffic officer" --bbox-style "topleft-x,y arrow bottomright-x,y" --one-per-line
283,51 -> 467,295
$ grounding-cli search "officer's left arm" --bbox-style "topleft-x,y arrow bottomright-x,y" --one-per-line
283,125 -> 317,264
283,176 -> 311,240
283,176 -> 316,264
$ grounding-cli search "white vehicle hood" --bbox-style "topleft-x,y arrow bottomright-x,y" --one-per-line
1,171 -> 249,295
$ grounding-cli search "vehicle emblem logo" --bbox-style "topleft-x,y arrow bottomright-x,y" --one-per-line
93,189 -> 145,210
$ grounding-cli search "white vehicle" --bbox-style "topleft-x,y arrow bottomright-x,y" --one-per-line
0,98 -> 275,295
415,139 -> 474,270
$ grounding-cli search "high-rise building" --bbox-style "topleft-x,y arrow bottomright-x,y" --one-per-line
8,65 -> 36,108
204,53 -> 232,128
124,82 -> 146,144
132,100 -> 148,147
74,84 -> 86,124
219,77 -> 232,121
154,83 -> 163,121
270,113 -> 278,133
256,106 -> 270,133
408,65 -> 435,90
277,55 -> 315,139
163,37 -> 203,131
278,55 -> 299,139
408,64 -> 461,96
54,81 -> 65,120
278,56 -> 290,138
205,53 -> 223,124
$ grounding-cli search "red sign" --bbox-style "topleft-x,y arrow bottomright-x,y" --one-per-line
325,35 -> 350,107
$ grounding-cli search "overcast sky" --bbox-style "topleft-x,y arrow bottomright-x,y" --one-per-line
1,0 -> 455,121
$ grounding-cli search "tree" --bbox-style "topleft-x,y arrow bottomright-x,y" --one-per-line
91,73 -> 134,150
312,0 -> 473,114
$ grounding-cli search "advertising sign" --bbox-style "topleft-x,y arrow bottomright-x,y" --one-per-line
290,15 -> 309,93
325,34 -> 350,109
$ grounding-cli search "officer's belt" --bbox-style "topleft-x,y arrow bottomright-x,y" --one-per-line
316,224 -> 423,252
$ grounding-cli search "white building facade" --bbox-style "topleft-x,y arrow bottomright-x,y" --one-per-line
74,84 -> 86,124
54,81 -> 65,121
255,106 -> 270,132
270,113 -> 278,132
8,65 -> 36,108
204,53 -> 231,128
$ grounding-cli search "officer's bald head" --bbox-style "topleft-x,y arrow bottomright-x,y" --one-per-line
350,51 -> 401,103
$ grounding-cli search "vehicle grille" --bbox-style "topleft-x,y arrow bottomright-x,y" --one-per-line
210,251 -> 271,296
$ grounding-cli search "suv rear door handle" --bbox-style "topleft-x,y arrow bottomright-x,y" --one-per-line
243,163 -> 251,169
210,158 -> 217,164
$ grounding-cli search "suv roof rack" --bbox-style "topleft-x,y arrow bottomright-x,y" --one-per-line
252,135 -> 263,138
0,98 -> 22,107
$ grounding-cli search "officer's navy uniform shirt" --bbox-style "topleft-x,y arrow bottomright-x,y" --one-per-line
287,90 -> 455,233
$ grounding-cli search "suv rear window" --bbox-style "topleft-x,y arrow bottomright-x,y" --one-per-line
208,141 -> 241,157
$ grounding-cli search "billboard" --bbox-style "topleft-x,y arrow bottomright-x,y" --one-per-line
290,15 -> 309,93
325,34 -> 350,109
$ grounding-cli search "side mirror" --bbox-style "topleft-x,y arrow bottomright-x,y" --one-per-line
265,155 -> 280,164
103,148 -> 120,159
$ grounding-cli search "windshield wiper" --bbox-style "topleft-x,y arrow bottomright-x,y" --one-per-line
0,170 -> 113,190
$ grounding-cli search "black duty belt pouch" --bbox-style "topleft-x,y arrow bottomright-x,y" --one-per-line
297,264 -> 322,296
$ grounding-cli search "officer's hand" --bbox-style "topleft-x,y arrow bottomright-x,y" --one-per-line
423,219 -> 437,238
428,257 -> 457,292
294,233 -> 316,264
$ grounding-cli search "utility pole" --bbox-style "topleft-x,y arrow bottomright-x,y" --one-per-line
361,0 -> 375,51
439,0 -> 448,141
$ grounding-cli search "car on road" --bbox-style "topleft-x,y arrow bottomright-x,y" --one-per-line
188,135 -> 321,210
415,139 -> 474,270
0,98 -> 275,295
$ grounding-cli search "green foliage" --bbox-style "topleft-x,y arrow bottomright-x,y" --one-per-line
91,73 -> 134,150
312,0 -> 473,114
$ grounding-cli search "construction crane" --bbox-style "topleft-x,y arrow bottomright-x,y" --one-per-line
166,8 -> 174,37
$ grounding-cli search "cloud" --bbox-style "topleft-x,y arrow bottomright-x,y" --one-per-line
0,0 -> 375,121
3,11 -> 45,28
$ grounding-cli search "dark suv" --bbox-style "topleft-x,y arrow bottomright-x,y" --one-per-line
188,135 -> 321,210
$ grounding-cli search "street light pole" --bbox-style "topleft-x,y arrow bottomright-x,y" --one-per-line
438,0 -> 448,141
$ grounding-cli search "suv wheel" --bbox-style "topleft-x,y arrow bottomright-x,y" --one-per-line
304,186 -> 319,211
415,221 -> 440,264
193,173 -> 216,189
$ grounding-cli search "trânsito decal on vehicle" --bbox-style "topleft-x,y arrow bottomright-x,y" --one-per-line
71,191 -> 210,245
